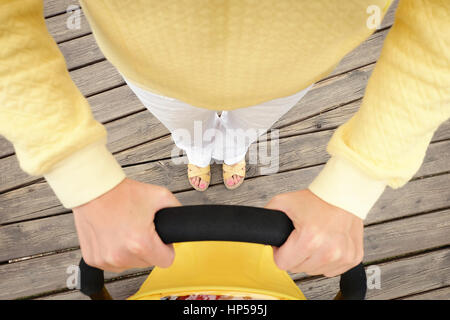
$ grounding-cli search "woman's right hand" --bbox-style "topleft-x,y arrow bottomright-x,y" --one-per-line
73,178 -> 181,273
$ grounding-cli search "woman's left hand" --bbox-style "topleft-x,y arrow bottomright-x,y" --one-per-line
265,189 -> 364,277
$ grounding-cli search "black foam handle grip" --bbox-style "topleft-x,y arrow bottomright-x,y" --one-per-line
79,205 -> 366,300
154,205 -> 293,246
154,205 -> 366,300
338,262 -> 367,300
79,258 -> 104,295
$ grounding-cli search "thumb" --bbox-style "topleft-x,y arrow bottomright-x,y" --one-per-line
264,195 -> 292,220
152,187 -> 182,213
142,226 -> 175,268
153,242 -> 175,268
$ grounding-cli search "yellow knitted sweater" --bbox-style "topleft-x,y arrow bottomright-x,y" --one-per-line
0,0 -> 449,218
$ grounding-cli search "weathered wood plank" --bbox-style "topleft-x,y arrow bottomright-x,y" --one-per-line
174,167 -> 450,226
401,286 -> 450,300
2,134 -> 449,227
69,60 -> 124,97
0,214 -> 77,262
1,121 -> 449,226
114,98 -> 369,167
1,129 -> 449,228
116,103 -> 449,171
0,249 -> 152,300
44,0 -> 79,18
297,248 -> 450,300
38,275 -> 145,300
275,64 -> 374,129
363,210 -> 450,262
328,27 -> 388,78
0,140 -> 12,159
2,205 -> 447,300
59,34 -> 103,70
44,5 -> 90,44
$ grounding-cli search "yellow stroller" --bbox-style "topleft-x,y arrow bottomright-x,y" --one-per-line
79,205 -> 367,300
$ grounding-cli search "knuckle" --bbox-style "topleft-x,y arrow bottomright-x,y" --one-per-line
158,187 -> 172,200
270,194 -> 286,207
343,253 -> 354,265
302,229 -> 322,250
105,251 -> 124,267
324,246 -> 342,263
327,246 -> 342,263
126,238 -> 147,256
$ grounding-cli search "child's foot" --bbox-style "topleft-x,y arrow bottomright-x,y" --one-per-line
223,159 -> 246,190
188,164 -> 210,192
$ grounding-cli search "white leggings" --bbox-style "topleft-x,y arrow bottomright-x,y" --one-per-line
125,78 -> 312,167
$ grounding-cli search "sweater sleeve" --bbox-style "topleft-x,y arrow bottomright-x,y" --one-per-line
309,0 -> 450,219
0,0 -> 125,208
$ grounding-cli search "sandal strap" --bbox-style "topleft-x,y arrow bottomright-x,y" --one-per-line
223,159 -> 246,180
188,164 -> 211,183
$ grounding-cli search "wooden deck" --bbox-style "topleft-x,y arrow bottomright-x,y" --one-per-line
0,0 -> 449,300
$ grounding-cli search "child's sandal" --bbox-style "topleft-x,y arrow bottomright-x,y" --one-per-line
187,164 -> 210,192
223,159 -> 246,190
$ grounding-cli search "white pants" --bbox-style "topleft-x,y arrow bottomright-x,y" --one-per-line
125,78 -> 312,167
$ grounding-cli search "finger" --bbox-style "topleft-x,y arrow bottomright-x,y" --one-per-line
352,218 -> 364,263
151,235 -> 175,268
114,251 -> 159,272
320,248 -> 362,277
273,229 -> 310,271
264,192 -> 302,224
264,195 -> 289,215
153,188 -> 182,212
323,263 -> 357,278
291,252 -> 328,275
99,240 -> 168,273
293,235 -> 348,275
78,221 -> 113,271
139,227 -> 175,268
312,259 -> 352,278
